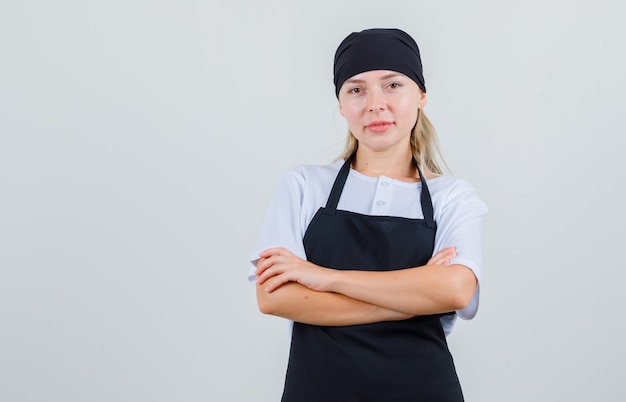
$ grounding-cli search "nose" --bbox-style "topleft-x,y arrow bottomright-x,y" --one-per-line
367,89 -> 386,112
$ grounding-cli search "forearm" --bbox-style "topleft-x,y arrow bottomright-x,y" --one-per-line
256,279 -> 411,326
329,264 -> 477,316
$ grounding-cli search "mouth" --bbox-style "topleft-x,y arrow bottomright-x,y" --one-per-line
365,121 -> 394,133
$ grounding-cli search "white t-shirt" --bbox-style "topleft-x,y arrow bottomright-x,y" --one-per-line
249,160 -> 488,335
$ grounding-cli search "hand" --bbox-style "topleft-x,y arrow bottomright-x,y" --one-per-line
256,247 -> 334,293
426,246 -> 457,266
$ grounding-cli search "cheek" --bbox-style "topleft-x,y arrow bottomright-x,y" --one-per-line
339,102 -> 362,122
399,98 -> 420,123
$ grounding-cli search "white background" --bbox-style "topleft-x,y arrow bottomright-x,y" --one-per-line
1,1 -> 625,401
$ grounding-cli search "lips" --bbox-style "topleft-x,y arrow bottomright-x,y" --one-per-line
366,121 -> 394,133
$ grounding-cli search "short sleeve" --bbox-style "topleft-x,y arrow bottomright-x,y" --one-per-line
248,169 -> 308,282
432,178 -> 488,320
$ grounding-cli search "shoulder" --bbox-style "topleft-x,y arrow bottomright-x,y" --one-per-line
428,175 -> 479,198
428,175 -> 489,215
282,160 -> 343,179
276,160 -> 343,190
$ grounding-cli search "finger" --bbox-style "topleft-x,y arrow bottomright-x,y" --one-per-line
437,253 -> 456,265
436,247 -> 456,258
427,252 -> 449,265
258,249 -> 275,259
256,260 -> 285,285
436,246 -> 455,256
255,257 -> 274,276
259,247 -> 291,259
256,265 -> 276,285
426,247 -> 456,265
263,272 -> 294,293
256,253 -> 290,274
263,275 -> 284,292
258,255 -> 299,284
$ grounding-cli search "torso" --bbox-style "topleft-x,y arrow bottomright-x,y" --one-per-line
280,154 -> 464,402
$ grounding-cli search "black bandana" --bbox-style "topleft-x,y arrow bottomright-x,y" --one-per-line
333,28 -> 426,97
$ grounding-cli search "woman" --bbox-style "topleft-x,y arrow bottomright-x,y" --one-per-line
250,28 -> 488,401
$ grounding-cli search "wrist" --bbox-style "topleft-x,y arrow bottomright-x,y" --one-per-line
326,268 -> 343,293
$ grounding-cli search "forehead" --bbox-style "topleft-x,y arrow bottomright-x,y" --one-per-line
344,70 -> 410,83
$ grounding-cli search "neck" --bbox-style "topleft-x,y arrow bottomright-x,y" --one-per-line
351,147 -> 419,181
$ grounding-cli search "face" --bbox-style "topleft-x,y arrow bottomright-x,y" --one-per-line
338,70 -> 427,154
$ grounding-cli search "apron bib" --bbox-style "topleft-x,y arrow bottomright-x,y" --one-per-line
281,154 -> 463,402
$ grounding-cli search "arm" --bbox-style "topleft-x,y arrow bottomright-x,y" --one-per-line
327,263 -> 476,316
256,258 -> 412,326
256,247 -> 471,318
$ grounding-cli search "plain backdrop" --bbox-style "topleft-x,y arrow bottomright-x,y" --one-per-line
1,1 -> 625,401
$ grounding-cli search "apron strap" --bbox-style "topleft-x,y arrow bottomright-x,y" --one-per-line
414,160 -> 436,229
324,152 -> 355,212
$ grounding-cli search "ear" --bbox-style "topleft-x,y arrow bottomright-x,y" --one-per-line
418,91 -> 427,110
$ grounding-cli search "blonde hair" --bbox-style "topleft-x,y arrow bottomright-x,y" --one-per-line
338,108 -> 448,175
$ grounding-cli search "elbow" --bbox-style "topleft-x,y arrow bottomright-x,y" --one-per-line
447,265 -> 478,311
256,288 -> 275,315
257,299 -> 276,316
449,289 -> 474,311
257,298 -> 270,315
256,283 -> 283,316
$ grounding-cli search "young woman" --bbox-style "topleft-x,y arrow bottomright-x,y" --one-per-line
250,28 -> 488,401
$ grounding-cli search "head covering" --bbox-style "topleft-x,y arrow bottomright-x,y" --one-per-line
333,28 -> 426,97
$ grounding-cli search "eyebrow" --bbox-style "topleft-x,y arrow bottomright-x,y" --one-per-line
344,73 -> 405,85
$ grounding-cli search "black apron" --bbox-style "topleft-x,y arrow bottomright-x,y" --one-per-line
281,154 -> 463,402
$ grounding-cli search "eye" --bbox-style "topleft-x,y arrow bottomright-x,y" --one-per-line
348,87 -> 362,94
388,82 -> 401,89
